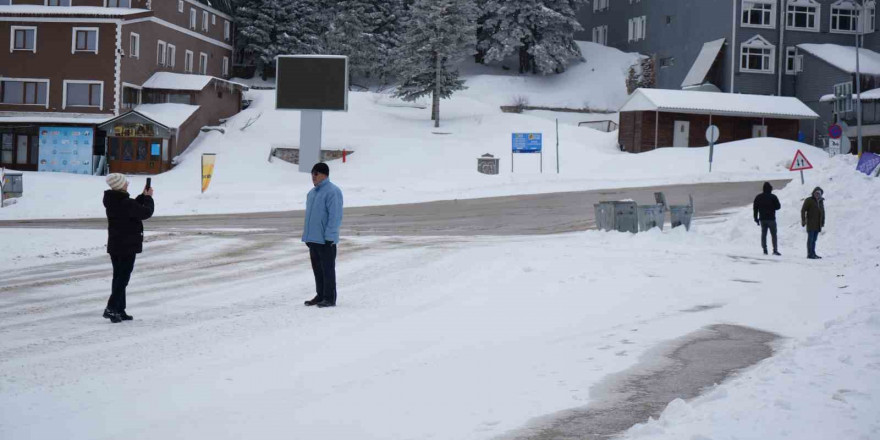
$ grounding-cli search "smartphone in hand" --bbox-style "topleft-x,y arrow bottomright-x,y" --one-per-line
145,178 -> 151,190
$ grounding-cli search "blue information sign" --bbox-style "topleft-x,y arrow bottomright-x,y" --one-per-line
38,126 -> 93,174
512,133 -> 542,153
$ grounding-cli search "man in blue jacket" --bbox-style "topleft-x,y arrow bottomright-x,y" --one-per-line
303,162 -> 344,308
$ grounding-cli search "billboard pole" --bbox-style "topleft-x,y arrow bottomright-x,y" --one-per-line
855,3 -> 864,157
556,119 -> 560,174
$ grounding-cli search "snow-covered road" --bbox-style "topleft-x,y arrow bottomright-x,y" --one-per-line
0,223 -> 874,439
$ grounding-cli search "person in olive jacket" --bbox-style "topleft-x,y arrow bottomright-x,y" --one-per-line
800,186 -> 825,260
103,173 -> 154,323
753,182 -> 782,256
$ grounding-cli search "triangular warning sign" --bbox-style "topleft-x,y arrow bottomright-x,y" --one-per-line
789,150 -> 813,172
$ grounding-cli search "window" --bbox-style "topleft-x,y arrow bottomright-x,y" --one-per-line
222,56 -> 229,77
784,46 -> 804,74
212,14 -> 216,25
224,21 -> 231,41
178,0 -> 183,12
157,40 -> 166,66
168,93 -> 191,104
64,81 -> 103,109
867,1 -> 876,32
185,50 -> 194,73
740,35 -> 775,73
167,44 -> 176,69
591,26 -> 608,46
628,16 -> 647,42
660,57 -> 675,68
46,0 -> 71,6
593,0 -> 608,12
742,0 -> 776,28
107,0 -> 131,7
202,11 -> 209,31
1,79 -> 49,107
786,0 -> 819,31
129,32 -> 139,58
0,0 -> 11,5
122,86 -> 141,109
10,26 -> 37,53
190,8 -> 197,29
831,0 -> 860,33
72,28 -> 98,54
199,52 -> 208,75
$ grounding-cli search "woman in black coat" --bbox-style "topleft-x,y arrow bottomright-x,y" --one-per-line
103,173 -> 154,323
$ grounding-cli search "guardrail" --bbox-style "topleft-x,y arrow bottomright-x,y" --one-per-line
578,120 -> 619,132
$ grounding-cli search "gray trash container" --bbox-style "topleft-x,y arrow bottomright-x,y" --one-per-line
594,201 -> 638,233
669,195 -> 694,231
638,205 -> 665,231
477,153 -> 500,175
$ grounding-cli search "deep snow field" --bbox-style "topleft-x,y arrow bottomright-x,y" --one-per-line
0,156 -> 878,440
0,42 -> 828,220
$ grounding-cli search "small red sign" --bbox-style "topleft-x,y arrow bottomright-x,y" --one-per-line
789,150 -> 813,172
828,124 -> 843,139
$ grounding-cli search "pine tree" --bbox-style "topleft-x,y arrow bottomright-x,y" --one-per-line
478,0 -> 586,74
277,0 -> 330,55
395,0 -> 477,127
235,0 -> 281,78
326,0 -> 407,84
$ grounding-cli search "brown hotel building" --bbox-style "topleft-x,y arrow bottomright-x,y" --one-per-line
0,0 -> 246,174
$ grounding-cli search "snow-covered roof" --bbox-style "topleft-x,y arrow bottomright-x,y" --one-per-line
619,88 -> 819,119
681,38 -> 726,88
820,87 -> 880,102
0,111 -> 113,124
141,72 -> 248,91
0,6 -> 150,17
798,44 -> 880,76
132,104 -> 200,129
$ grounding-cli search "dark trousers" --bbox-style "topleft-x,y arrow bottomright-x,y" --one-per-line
807,230 -> 820,257
308,242 -> 337,305
107,254 -> 136,312
761,220 -> 778,252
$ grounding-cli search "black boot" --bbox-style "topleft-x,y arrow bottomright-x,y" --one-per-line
773,250 -> 781,256
316,300 -> 336,308
104,309 -> 122,323
118,311 -> 133,321
304,297 -> 321,306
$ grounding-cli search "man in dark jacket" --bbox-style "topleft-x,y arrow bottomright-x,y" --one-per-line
753,182 -> 782,255
800,186 -> 825,259
103,173 -> 154,323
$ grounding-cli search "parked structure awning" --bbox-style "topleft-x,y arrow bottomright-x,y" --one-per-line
619,88 -> 819,119
681,38 -> 726,89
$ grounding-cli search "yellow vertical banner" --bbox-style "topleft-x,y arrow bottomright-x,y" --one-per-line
201,153 -> 216,193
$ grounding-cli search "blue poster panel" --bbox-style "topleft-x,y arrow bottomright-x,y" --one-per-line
38,126 -> 93,174
512,133 -> 542,153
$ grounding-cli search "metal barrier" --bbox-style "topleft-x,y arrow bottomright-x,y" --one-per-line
578,120 -> 619,132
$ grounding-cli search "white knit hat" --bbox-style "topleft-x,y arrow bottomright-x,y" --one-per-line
106,173 -> 128,191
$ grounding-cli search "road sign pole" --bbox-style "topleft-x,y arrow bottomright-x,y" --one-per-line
540,149 -> 543,174
709,142 -> 714,172
556,119 -> 560,174
511,149 -> 514,173
800,169 -> 804,185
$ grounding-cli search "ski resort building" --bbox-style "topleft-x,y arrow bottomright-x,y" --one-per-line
578,0 -> 879,147
618,88 -> 819,153
0,0 -> 245,174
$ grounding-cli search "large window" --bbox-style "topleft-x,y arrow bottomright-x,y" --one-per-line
0,0 -> 11,5
122,86 -> 141,109
868,1 -> 877,32
742,0 -> 776,27
129,32 -> 139,58
46,0 -> 71,6
72,28 -> 99,54
107,0 -> 131,7
784,46 -> 804,74
185,50 -> 194,73
190,8 -> 197,29
199,52 -> 208,75
786,0 -> 819,31
202,11 -> 209,31
11,26 -> 37,53
64,81 -> 103,109
628,16 -> 647,42
1,79 -> 49,107
224,20 -> 231,40
168,93 -> 191,104
740,35 -> 775,73
592,26 -> 608,46
831,0 -> 860,33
